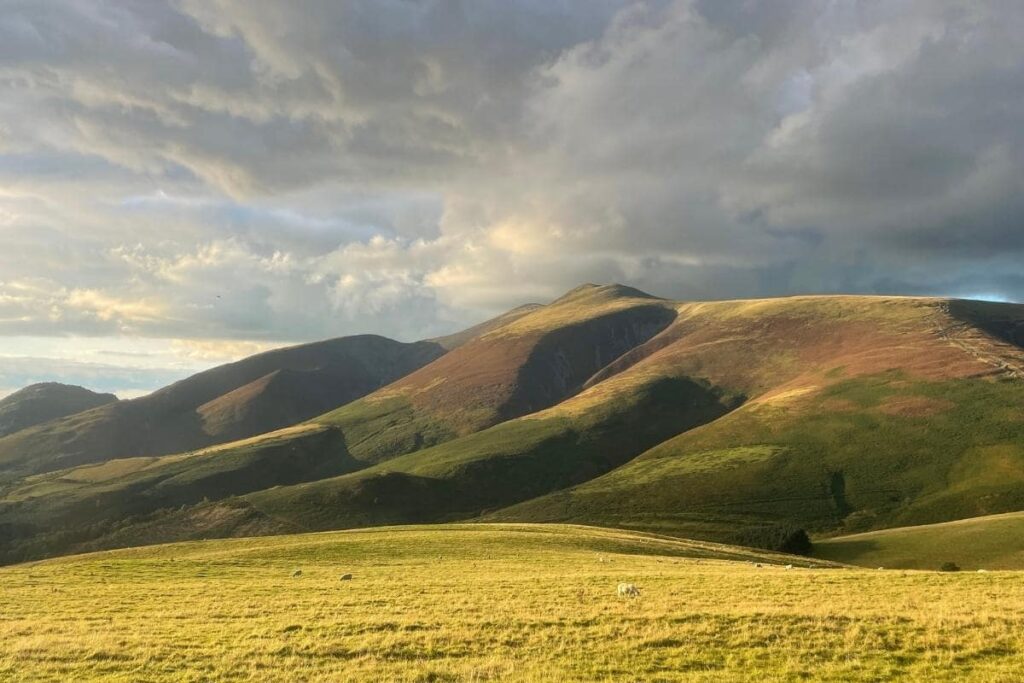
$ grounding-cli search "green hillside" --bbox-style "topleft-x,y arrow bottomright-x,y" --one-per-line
814,511 -> 1024,570
7,523 -> 1024,682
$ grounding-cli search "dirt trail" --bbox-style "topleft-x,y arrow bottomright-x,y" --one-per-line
933,303 -> 1024,380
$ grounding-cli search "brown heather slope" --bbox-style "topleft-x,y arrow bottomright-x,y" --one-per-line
0,335 -> 446,481
0,383 -> 117,438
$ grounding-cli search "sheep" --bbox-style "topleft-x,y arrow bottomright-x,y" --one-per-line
785,564 -> 794,570
617,582 -> 641,598
339,573 -> 353,581
977,569 -> 989,573
291,569 -> 303,578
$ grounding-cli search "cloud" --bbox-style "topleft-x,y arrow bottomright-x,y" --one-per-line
0,0 -> 1023,388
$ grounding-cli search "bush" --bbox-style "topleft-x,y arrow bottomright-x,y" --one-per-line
940,561 -> 961,572
730,524 -> 812,556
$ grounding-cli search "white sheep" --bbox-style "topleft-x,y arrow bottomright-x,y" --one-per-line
617,582 -> 641,598
785,564 -> 794,570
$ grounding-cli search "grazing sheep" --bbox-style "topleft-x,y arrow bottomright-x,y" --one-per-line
785,564 -> 794,570
617,583 -> 641,598
339,573 -> 353,581
291,569 -> 303,578
877,567 -> 885,570
755,563 -> 763,568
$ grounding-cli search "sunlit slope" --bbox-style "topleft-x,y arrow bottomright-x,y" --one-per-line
492,297 -> 1024,540
0,335 -> 446,479
7,524 -> 1024,682
814,511 -> 1024,570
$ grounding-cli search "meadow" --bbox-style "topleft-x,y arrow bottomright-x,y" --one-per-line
3,524 -> 1024,682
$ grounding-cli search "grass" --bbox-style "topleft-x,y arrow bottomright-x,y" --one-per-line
4,523 -> 1024,682
815,511 -> 1024,570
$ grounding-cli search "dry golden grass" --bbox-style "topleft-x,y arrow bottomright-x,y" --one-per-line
3,524 -> 1023,682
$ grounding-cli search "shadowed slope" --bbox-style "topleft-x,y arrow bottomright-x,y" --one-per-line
0,383 -> 117,438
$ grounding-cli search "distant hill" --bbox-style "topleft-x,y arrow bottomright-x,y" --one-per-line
0,335 -> 446,481
3,287 -> 1024,566
0,383 -> 117,438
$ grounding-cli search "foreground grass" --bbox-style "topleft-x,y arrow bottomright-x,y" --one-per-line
3,524 -> 1024,682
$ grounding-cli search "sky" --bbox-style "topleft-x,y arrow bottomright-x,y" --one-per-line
1,0 -> 1023,398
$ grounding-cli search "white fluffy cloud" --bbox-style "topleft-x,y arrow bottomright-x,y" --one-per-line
1,0 -> 1024,392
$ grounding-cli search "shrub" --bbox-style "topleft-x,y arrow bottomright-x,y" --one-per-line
940,561 -> 961,572
731,525 -> 812,556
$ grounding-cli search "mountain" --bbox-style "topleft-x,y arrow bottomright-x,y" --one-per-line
0,383 -> 117,438
2,287 -> 1024,565
490,297 -> 1024,540
0,335 -> 447,481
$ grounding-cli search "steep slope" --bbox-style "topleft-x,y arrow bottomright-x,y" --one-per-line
0,383 -> 117,438
0,335 -> 446,480
310,284 -> 678,464
492,297 -> 1024,543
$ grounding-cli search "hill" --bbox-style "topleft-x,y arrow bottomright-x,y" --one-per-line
0,335 -> 446,481
0,383 -> 116,438
2,288 -> 1024,566
5,523 -> 1024,681
814,511 -> 1024,570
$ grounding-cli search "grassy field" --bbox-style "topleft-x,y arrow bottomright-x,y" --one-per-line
815,511 -> 1024,570
4,524 -> 1024,682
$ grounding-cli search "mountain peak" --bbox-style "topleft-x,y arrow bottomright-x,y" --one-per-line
551,283 -> 658,305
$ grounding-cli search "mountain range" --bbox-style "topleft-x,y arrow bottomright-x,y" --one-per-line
1,283 -> 1022,567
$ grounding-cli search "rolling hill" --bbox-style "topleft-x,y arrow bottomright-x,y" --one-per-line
0,383 -> 117,438
2,286 -> 1024,566
813,511 -> 1024,570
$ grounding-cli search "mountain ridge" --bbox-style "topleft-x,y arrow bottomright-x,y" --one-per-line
2,287 -> 1024,565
